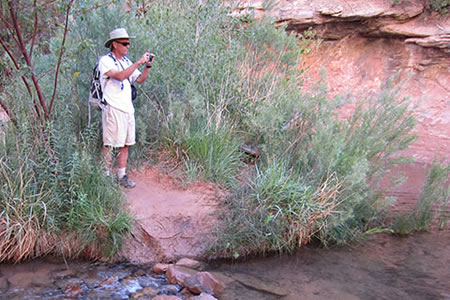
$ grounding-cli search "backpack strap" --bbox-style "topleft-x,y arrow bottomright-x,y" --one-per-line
115,55 -> 134,86
107,52 -> 128,90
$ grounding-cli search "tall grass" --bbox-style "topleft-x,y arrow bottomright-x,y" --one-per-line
164,124 -> 243,187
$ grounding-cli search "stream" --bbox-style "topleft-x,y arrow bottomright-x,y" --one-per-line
0,231 -> 449,299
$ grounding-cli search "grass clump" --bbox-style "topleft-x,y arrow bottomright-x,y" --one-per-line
165,124 -> 243,187
0,110 -> 131,262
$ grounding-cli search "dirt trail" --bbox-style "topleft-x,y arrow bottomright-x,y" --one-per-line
120,167 -> 223,264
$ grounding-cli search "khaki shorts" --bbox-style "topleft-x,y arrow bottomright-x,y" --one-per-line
102,106 -> 135,147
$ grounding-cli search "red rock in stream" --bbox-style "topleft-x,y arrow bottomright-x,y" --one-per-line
166,265 -> 199,285
183,272 -> 225,296
153,263 -> 170,274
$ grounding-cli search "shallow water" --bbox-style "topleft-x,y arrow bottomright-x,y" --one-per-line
210,231 -> 450,300
0,232 -> 449,299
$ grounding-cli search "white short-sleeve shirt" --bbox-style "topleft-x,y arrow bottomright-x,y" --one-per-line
98,53 -> 141,114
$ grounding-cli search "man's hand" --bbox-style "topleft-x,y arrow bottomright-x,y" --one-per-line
137,51 -> 151,65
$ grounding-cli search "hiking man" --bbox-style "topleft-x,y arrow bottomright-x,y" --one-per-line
100,28 -> 154,188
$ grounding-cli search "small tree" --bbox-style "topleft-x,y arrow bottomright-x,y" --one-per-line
0,0 -> 75,126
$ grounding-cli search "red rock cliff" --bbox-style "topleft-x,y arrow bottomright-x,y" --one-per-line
238,0 -> 449,163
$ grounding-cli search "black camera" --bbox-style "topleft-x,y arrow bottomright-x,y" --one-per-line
148,53 -> 155,63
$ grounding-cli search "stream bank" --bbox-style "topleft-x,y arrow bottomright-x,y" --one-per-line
1,231 -> 448,299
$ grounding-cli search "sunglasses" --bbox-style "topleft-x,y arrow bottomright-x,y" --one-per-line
116,41 -> 130,46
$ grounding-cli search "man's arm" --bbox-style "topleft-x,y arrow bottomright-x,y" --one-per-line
105,52 -> 150,82
135,57 -> 154,84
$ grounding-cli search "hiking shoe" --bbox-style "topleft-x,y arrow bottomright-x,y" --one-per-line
119,175 -> 136,188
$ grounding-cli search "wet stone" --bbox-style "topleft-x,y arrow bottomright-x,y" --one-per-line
137,274 -> 167,288
184,275 -> 211,295
186,272 -> 224,296
98,275 -> 119,287
54,269 -> 76,279
130,286 -> 157,299
134,269 -> 147,277
159,284 -> 183,295
153,263 -> 170,274
166,265 -> 198,285
109,265 -> 135,280
187,292 -> 218,300
180,287 -> 195,298
82,273 -> 104,289
121,277 -> 142,294
55,276 -> 84,289
175,258 -> 203,270
152,294 -> 183,300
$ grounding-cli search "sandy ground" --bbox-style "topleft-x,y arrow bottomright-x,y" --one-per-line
119,167 -> 224,264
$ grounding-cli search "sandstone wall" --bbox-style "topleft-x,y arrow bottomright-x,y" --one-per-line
238,0 -> 449,163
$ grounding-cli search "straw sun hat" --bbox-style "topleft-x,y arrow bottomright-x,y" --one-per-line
104,28 -> 136,48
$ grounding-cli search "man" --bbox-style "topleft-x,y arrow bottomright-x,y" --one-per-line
99,28 -> 154,188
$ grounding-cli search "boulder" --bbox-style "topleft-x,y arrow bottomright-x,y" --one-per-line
153,263 -> 170,274
166,265 -> 198,285
184,272 -> 224,296
175,258 -> 203,270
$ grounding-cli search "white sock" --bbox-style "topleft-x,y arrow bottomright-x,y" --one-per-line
117,168 -> 126,179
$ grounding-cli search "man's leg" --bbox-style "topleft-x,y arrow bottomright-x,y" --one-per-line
117,145 -> 135,188
117,145 -> 129,168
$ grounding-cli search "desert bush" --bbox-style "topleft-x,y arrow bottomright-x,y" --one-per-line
211,74 -> 417,256
0,117 -> 131,261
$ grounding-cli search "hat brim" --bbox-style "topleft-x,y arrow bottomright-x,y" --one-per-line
104,35 -> 136,48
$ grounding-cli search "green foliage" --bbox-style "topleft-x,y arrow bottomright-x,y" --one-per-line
428,0 -> 450,14
213,162 -> 341,257
211,74 -> 417,255
165,124 -> 243,186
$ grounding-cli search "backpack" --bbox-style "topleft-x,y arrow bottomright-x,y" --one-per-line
88,61 -> 108,111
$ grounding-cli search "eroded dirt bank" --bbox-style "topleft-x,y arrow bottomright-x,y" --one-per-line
120,168 -> 224,264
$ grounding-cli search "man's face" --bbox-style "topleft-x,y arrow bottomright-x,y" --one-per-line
113,39 -> 130,55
